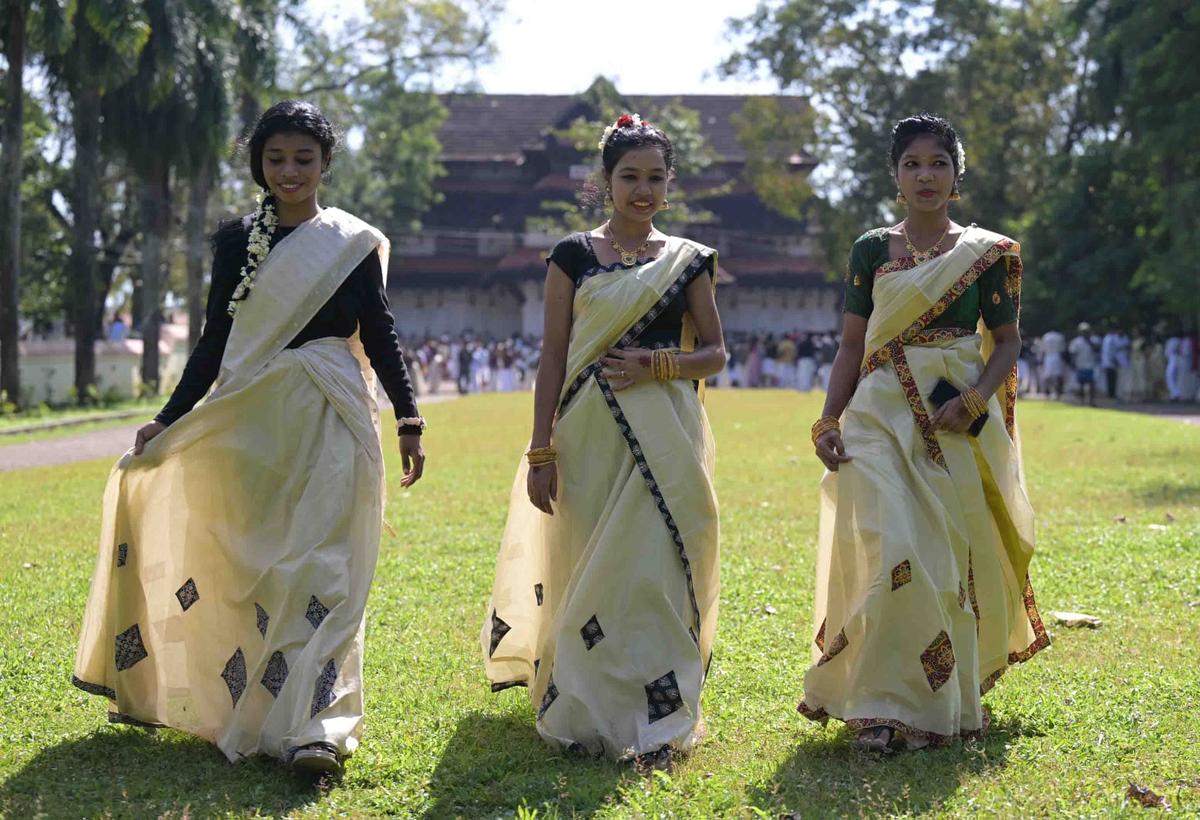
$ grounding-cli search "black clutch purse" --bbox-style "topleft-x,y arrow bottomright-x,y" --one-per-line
928,378 -> 989,437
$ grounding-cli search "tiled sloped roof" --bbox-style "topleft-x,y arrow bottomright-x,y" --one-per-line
439,93 -> 808,163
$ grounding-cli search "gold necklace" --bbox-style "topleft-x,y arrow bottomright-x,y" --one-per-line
606,224 -> 652,266
902,221 -> 951,263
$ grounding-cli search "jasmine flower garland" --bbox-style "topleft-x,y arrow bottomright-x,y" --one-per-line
227,193 -> 279,317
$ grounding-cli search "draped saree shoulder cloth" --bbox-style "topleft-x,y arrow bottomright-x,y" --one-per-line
73,207 -> 392,763
481,237 -> 721,760
798,225 -> 1049,744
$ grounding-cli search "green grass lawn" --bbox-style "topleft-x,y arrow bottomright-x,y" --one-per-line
0,391 -> 1197,817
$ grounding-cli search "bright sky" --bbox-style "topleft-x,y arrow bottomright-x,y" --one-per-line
307,0 -> 785,96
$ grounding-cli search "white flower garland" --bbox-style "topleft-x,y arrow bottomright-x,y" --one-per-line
597,113 -> 643,151
226,193 -> 279,317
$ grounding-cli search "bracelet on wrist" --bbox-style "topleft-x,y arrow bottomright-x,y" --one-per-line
397,416 -> 426,436
811,415 -> 840,446
961,388 -> 988,420
526,445 -> 558,466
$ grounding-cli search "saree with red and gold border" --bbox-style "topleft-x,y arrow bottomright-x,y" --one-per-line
799,225 -> 1049,744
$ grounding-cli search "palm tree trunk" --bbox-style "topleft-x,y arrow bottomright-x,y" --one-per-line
70,66 -> 102,403
185,157 -> 212,351
138,159 -> 170,391
0,0 -> 27,408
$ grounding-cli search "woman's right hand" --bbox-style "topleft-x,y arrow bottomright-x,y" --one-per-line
527,462 -> 558,515
814,429 -> 852,472
133,420 -> 166,455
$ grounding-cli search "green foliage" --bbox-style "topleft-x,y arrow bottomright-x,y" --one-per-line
0,393 -> 1197,815
723,0 -> 1199,330
287,0 -> 501,236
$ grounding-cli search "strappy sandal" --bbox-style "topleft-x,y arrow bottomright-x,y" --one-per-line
633,745 -> 673,774
290,741 -> 342,777
855,725 -> 895,753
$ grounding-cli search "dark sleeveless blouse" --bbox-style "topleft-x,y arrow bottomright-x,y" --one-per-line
547,232 -> 715,349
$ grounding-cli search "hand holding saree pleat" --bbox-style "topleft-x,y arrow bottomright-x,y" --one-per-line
73,207 -> 405,764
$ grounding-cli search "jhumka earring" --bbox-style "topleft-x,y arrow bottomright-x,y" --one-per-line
660,199 -> 671,211
895,192 -> 908,205
605,186 -> 613,203
949,191 -> 962,202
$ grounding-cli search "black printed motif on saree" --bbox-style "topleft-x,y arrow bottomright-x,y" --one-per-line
114,624 -> 148,671
221,648 -> 247,706
305,595 -> 330,630
311,659 -> 337,717
645,671 -> 684,724
175,578 -> 200,611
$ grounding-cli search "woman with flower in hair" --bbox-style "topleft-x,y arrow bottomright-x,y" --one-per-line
481,114 -> 726,768
800,113 -> 1048,752
73,100 -> 425,776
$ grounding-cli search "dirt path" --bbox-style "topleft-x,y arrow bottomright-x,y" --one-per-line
0,393 -> 461,472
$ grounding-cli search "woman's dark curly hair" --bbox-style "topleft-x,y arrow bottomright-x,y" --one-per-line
889,113 -> 966,193
246,100 -> 340,190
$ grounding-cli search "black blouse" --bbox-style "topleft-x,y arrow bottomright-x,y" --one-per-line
156,217 -> 419,428
547,232 -> 714,349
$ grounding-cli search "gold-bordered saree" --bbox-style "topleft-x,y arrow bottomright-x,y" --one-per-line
799,225 -> 1049,744
481,237 -> 720,760
73,208 -> 391,763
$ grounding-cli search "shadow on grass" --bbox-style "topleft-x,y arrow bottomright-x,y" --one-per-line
0,727 -> 322,817
422,712 -> 626,818
1132,480 -> 1200,508
749,715 -> 1043,816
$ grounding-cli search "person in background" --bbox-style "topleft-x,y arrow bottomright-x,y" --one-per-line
1068,322 -> 1098,406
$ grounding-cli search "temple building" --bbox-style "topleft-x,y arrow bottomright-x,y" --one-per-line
386,91 -> 841,339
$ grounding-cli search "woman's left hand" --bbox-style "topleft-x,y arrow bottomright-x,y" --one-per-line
600,347 -> 653,391
930,396 -> 973,434
399,434 -> 425,487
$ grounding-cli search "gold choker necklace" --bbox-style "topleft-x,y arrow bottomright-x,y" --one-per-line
903,221 -> 951,264
606,225 -> 652,266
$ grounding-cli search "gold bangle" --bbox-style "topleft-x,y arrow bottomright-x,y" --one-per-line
526,445 -> 557,466
961,387 -> 987,419
811,416 -> 840,446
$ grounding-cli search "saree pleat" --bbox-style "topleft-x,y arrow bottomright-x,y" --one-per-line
482,239 -> 719,759
73,209 -> 390,762
799,226 -> 1048,744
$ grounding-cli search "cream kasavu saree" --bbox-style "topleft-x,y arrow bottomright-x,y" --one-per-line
799,226 -> 1049,743
73,208 -> 390,762
482,238 -> 720,759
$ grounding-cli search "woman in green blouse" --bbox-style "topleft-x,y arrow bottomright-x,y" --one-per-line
799,114 -> 1048,752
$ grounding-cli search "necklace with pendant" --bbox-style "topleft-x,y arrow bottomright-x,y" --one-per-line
607,224 -> 652,266
903,221 -> 951,263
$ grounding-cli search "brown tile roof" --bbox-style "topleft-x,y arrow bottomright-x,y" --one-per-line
439,93 -> 808,163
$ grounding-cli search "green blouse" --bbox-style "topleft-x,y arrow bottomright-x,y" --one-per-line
843,228 -> 1017,331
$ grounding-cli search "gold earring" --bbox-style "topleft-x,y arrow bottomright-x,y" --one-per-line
896,192 -> 908,205
949,191 -> 961,201
660,199 -> 671,211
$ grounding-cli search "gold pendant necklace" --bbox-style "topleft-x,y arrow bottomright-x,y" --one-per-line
607,224 -> 651,266
903,221 -> 951,263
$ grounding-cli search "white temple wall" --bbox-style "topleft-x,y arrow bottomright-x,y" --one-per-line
387,283 -> 841,340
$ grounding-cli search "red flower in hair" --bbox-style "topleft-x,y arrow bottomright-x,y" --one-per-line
616,114 -> 635,128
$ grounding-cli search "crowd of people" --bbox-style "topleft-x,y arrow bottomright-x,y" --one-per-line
402,327 -> 1200,405
1024,325 -> 1198,405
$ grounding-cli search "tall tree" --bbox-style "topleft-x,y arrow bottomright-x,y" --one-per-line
0,0 -> 28,406
46,0 -> 149,402
103,0 -> 234,389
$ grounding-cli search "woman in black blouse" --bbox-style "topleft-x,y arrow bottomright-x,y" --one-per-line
480,115 -> 726,769
74,101 -> 424,777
